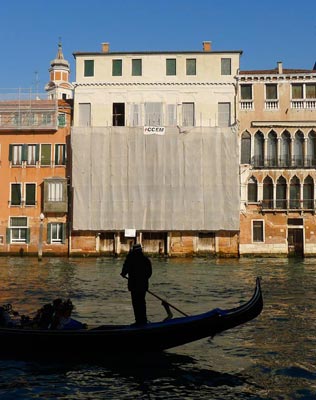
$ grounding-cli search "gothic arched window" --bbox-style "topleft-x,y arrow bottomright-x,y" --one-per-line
254,131 -> 264,167
247,176 -> 258,202
276,176 -> 287,209
303,175 -> 314,209
290,176 -> 300,209
263,176 -> 273,209
241,131 -> 251,164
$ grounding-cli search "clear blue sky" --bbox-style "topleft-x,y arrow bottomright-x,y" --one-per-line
1,0 -> 315,90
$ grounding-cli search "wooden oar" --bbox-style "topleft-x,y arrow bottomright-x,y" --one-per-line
122,276 -> 188,318
147,288 -> 189,317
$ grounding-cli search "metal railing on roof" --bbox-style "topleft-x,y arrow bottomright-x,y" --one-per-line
0,89 -> 58,131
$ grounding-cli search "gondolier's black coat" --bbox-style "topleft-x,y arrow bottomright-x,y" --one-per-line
121,248 -> 152,324
121,250 -> 152,292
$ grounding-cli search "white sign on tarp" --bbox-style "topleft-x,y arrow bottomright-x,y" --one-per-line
144,126 -> 165,135
124,229 -> 136,237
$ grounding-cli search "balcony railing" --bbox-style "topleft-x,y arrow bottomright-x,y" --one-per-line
252,156 -> 316,169
291,99 -> 316,109
265,100 -> 279,110
261,199 -> 316,212
240,100 -> 254,110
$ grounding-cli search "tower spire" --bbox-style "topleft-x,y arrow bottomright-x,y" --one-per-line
45,40 -> 73,100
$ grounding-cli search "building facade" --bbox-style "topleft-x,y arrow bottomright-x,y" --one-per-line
71,41 -> 242,256
0,44 -> 73,256
237,62 -> 316,256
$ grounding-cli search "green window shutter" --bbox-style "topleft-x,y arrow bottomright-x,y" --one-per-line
112,60 -> 122,76
186,59 -> 196,75
41,144 -> 51,166
22,144 -> 28,161
166,59 -> 176,76
26,228 -> 30,244
84,60 -> 94,77
9,144 -> 13,161
25,184 -> 36,206
132,59 -> 142,76
63,145 -> 67,164
221,58 -> 231,75
54,144 -> 58,165
61,223 -> 66,244
6,228 -> 10,244
58,114 -> 66,127
11,184 -> 21,205
47,223 -> 51,244
35,144 -> 40,162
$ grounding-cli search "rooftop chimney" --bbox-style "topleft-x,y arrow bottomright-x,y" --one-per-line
203,41 -> 212,52
277,61 -> 283,74
101,42 -> 110,53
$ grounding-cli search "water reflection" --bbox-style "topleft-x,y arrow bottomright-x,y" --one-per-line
0,257 -> 316,399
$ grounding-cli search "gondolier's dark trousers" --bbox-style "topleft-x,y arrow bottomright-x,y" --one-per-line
131,290 -> 147,325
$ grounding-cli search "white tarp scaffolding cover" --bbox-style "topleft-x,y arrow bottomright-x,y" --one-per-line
71,126 -> 240,231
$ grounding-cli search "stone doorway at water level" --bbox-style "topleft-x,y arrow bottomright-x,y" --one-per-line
288,227 -> 304,257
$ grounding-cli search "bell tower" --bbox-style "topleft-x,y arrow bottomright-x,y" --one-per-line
45,40 -> 73,100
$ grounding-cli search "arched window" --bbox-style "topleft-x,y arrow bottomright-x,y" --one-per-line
303,176 -> 314,209
276,176 -> 287,209
247,176 -> 258,202
267,131 -> 277,166
241,131 -> 251,164
280,131 -> 291,167
307,131 -> 316,167
263,176 -> 273,209
290,176 -> 300,209
254,131 -> 264,167
293,131 -> 304,167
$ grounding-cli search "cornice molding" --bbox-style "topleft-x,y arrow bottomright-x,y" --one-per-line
73,81 -> 235,88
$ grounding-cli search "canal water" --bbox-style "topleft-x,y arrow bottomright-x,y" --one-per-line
0,256 -> 315,399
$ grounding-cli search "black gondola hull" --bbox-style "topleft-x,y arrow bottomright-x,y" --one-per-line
0,278 -> 263,360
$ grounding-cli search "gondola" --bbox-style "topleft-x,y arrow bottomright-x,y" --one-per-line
0,277 -> 263,360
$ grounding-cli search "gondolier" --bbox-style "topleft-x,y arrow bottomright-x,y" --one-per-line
121,243 -> 152,326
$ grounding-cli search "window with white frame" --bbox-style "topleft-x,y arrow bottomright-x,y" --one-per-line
9,144 -> 23,165
240,84 -> 253,110
291,83 -> 316,109
221,58 -> 231,75
218,102 -> 231,127
145,102 -> 163,126
48,223 -> 65,244
186,59 -> 196,75
166,59 -> 176,76
25,183 -> 36,206
79,103 -> 91,126
48,182 -> 63,202
55,144 -> 66,166
10,183 -> 22,206
8,217 -> 29,243
27,144 -> 38,166
252,220 -> 264,242
58,113 -> 66,127
265,84 -> 279,109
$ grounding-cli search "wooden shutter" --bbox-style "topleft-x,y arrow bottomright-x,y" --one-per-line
47,223 -> 51,244
79,103 -> 91,126
218,103 -> 230,127
6,228 -> 10,244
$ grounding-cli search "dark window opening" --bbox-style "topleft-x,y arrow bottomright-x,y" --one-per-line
113,103 -> 125,126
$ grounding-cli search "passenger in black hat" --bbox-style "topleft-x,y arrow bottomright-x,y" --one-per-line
121,243 -> 152,326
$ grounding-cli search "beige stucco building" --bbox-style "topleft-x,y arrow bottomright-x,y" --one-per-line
237,62 -> 316,256
70,42 -> 242,256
